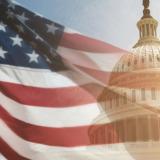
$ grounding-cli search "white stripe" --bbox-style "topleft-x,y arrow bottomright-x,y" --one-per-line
0,154 -> 6,160
0,64 -> 91,88
64,28 -> 81,34
0,92 -> 104,127
0,120 -> 137,160
57,47 -> 124,71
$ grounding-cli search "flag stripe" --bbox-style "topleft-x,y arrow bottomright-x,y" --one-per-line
1,107 -> 116,147
0,120 -> 135,160
3,64 -> 157,90
0,92 -> 102,127
0,1 -> 135,159
60,32 -> 128,53
75,65 -> 113,85
0,138 -> 28,160
1,81 -> 102,107
58,46 -> 124,71
74,65 -> 160,88
0,64 -> 92,88
0,120 -> 38,160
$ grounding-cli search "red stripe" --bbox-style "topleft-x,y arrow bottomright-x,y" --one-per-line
0,107 -> 119,147
60,33 -> 127,53
0,81 -> 103,107
58,46 -> 100,70
75,65 -> 113,84
0,138 -> 28,160
75,65 -> 160,89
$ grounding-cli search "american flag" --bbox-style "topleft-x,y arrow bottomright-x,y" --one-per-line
0,0 -> 130,159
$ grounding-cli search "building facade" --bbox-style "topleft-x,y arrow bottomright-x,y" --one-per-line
89,0 -> 160,159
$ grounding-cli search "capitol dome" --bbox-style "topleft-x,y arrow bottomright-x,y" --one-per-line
89,1 -> 160,159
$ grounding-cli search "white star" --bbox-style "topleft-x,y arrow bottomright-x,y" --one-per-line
16,13 -> 28,23
0,47 -> 7,59
46,23 -> 58,34
27,51 -> 39,63
0,22 -> 7,32
10,34 -> 23,47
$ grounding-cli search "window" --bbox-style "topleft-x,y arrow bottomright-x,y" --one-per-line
110,99 -> 112,109
154,26 -> 157,36
137,116 -> 149,141
150,116 -> 159,141
140,26 -> 142,38
134,59 -> 137,65
157,55 -> 160,61
149,55 -> 152,62
128,61 -> 131,66
151,24 -> 154,36
141,88 -> 146,100
146,24 -> 149,36
132,90 -> 136,102
126,118 -> 136,142
90,135 -> 95,144
115,120 -> 125,142
122,64 -> 124,70
116,95 -> 119,107
151,88 -> 156,100
142,24 -> 145,36
95,131 -> 98,143
98,127 -> 105,144
123,93 -> 127,104
105,124 -> 114,144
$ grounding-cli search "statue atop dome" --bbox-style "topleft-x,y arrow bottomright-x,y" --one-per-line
143,0 -> 149,9
133,0 -> 160,47
142,0 -> 151,18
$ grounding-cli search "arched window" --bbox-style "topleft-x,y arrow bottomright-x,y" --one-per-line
134,59 -> 137,65
137,116 -> 149,141
141,88 -> 146,100
142,24 -> 145,36
157,55 -> 160,61
110,99 -> 112,109
122,64 -> 124,70
149,55 -> 152,62
146,24 -> 149,36
151,24 -> 154,36
150,116 -> 159,141
132,90 -> 136,102
125,118 -> 136,142
116,95 -> 119,107
154,26 -> 157,36
90,134 -> 95,144
105,124 -> 116,144
95,131 -> 99,144
123,92 -> 127,104
151,88 -> 156,100
115,120 -> 125,143
97,127 -> 105,144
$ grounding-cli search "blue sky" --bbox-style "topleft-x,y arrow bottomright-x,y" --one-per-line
15,0 -> 160,50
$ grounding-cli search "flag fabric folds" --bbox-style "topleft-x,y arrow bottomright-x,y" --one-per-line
0,0 -> 130,160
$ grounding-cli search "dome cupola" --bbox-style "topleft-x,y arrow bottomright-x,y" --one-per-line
134,0 -> 160,47
89,3 -> 160,156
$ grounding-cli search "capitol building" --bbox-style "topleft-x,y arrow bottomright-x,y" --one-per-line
89,0 -> 160,159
